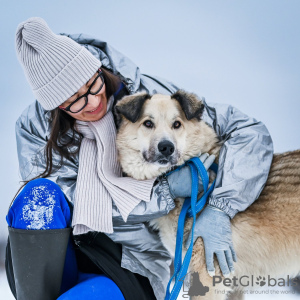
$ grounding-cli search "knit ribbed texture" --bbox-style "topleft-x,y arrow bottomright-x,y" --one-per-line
73,110 -> 156,234
15,17 -> 101,110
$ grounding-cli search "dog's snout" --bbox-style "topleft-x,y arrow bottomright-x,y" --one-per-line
158,140 -> 175,157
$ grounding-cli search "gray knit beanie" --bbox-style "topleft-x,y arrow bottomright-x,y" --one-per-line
15,17 -> 101,110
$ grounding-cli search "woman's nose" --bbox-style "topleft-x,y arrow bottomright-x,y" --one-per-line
86,94 -> 99,108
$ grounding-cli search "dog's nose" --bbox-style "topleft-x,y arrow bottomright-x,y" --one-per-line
158,140 -> 175,157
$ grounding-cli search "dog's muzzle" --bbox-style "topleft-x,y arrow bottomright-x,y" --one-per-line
143,139 -> 178,166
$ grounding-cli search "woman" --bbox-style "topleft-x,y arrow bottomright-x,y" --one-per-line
6,17 -> 273,300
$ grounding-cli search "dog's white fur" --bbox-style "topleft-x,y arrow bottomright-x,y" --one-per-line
116,91 -> 300,300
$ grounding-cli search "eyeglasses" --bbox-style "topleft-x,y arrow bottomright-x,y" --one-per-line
59,69 -> 105,113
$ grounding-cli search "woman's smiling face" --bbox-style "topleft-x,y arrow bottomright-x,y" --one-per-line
59,69 -> 108,122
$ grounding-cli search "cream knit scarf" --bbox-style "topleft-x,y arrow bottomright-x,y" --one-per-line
72,101 -> 155,235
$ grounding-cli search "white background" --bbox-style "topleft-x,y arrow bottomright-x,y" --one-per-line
0,1 -> 299,298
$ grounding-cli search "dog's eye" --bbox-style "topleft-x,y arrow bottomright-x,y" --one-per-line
173,121 -> 181,129
143,120 -> 154,128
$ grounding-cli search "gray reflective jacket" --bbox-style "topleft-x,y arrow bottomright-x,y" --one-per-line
15,33 -> 274,300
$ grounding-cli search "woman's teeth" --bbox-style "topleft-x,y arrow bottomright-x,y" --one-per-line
87,101 -> 103,114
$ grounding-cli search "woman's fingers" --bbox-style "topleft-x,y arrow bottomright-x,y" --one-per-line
204,247 -> 215,277
199,153 -> 215,170
216,251 -> 230,277
230,244 -> 238,263
203,154 -> 216,170
225,249 -> 235,274
199,153 -> 209,163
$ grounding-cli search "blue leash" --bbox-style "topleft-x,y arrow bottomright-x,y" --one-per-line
165,158 -> 218,300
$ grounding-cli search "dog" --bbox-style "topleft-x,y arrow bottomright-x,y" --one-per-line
115,90 -> 300,300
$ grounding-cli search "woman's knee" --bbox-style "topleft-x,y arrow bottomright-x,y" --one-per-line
24,178 -> 62,193
7,178 -> 71,230
57,274 -> 125,300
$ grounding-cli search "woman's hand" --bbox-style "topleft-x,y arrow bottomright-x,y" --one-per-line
166,153 -> 215,199
185,205 -> 237,277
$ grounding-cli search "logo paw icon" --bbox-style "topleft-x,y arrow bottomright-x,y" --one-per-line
256,276 -> 266,286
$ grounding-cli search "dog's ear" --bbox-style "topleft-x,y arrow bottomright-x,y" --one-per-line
171,90 -> 204,121
114,93 -> 151,123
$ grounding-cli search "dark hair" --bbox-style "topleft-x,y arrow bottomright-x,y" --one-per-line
11,67 -> 121,205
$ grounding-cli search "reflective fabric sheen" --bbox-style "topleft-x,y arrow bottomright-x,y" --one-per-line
15,33 -> 273,300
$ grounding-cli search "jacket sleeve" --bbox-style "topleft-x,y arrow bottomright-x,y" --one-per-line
202,99 -> 274,218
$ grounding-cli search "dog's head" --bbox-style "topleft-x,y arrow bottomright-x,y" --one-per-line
115,90 -> 218,180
